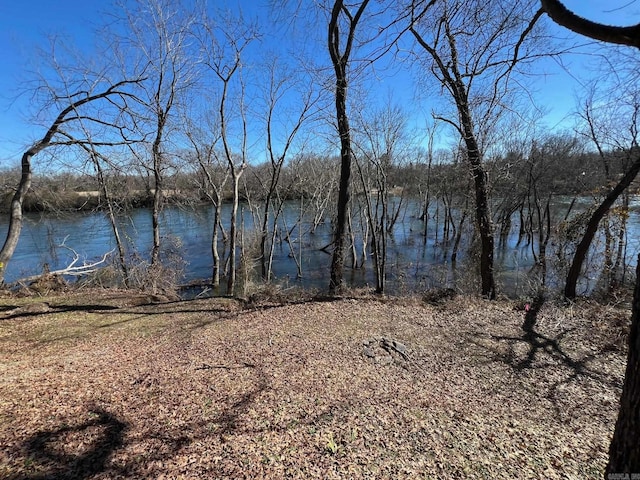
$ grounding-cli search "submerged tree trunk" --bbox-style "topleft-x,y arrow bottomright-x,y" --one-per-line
610,194 -> 629,293
212,202 -> 222,288
451,195 -> 469,263
354,157 -> 385,293
227,171 -> 243,295
422,144 -> 433,245
565,154 -> 640,299
91,155 -> 129,287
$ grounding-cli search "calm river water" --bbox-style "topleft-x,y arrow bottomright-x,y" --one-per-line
1,197 -> 639,297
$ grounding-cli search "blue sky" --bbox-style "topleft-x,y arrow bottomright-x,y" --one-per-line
0,0 -> 638,165
0,0 -> 103,160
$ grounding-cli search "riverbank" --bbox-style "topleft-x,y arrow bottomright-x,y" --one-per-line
0,189 -> 199,214
0,289 -> 629,478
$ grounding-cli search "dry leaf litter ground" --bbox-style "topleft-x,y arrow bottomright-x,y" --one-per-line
0,290 -> 628,479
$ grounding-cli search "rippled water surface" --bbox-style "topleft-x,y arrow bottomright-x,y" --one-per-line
1,196 -> 639,296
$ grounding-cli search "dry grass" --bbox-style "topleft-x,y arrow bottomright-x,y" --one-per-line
0,290 -> 629,479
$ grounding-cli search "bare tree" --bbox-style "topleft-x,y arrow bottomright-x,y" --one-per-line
115,0 -> 198,274
409,0 -> 545,299
538,0 -> 640,473
198,12 -> 259,295
419,125 -> 437,245
293,153 -> 339,233
271,0 -> 406,292
257,59 -> 318,282
0,71 -> 141,284
523,137 -> 580,290
183,117 -> 230,288
327,0 -> 371,294
78,144 -> 132,287
352,102 -> 411,293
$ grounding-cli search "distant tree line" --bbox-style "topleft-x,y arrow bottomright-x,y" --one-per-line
1,140 -> 632,213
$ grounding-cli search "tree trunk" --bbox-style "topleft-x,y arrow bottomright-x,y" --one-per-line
94,162 -> 129,287
150,135 -> 163,268
226,170 -> 243,295
451,199 -> 469,263
410,13 -> 496,298
0,151 -> 34,284
606,254 -> 640,474
327,0 -> 369,294
610,194 -> 629,293
471,158 -> 496,299
151,188 -> 162,267
260,194 -> 272,280
422,151 -> 433,245
212,201 -> 222,288
260,173 -> 280,281
565,154 -> 640,299
329,69 -> 351,294
460,107 -> 496,299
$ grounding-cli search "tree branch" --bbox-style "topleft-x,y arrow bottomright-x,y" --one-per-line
541,0 -> 640,48
7,246 -> 115,288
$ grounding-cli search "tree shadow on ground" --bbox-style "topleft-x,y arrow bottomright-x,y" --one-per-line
492,295 -> 618,383
127,295 -> 339,332
125,364 -> 272,477
0,293 -> 338,325
1,304 -> 120,321
11,378 -> 272,479
515,295 -> 566,371
20,408 -> 126,480
210,375 -> 271,439
465,295 -> 622,419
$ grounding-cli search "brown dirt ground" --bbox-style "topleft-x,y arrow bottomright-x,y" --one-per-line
0,289 -> 630,479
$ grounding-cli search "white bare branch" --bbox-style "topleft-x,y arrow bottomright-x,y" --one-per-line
7,247 -> 115,288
